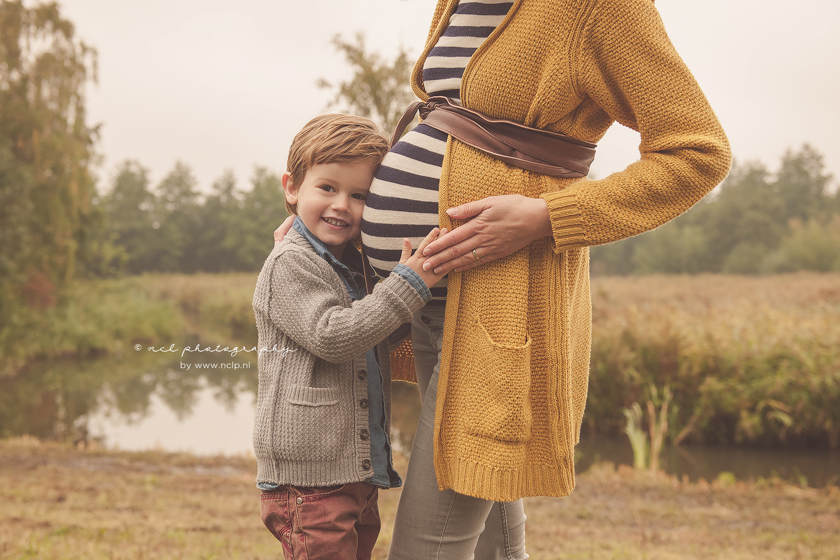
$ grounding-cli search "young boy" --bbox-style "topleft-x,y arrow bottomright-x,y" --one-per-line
252,113 -> 444,560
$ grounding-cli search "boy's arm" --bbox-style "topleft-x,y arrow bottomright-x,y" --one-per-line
387,322 -> 411,351
263,249 -> 429,364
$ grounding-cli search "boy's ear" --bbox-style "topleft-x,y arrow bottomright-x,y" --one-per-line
281,172 -> 298,205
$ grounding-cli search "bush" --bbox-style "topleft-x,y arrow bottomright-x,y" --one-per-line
761,216 -> 840,273
587,274 -> 840,448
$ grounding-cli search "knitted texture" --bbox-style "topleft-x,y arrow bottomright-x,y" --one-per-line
409,0 -> 731,501
252,230 -> 427,487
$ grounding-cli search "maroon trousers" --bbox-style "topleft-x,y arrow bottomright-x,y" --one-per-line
260,482 -> 381,560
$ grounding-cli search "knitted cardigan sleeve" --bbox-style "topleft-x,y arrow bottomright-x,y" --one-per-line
540,0 -> 732,251
264,248 -> 427,364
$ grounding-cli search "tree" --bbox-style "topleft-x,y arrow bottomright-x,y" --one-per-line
318,33 -> 415,133
590,146 -> 839,275
0,1 -> 98,315
763,216 -> 840,273
193,170 -> 243,272
101,161 -> 156,274
152,162 -> 200,272
694,161 -> 783,273
223,167 -> 288,270
774,144 -> 834,224
632,224 -> 709,275
0,1 -> 98,280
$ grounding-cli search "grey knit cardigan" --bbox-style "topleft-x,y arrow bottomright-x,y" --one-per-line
252,229 -> 427,487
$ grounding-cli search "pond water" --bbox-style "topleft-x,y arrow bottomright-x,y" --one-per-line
2,348 -> 838,488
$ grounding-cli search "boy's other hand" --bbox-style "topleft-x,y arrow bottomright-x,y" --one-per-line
273,215 -> 295,247
398,228 -> 449,289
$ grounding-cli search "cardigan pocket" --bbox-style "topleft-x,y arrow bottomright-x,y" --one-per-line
463,317 -> 533,443
286,385 -> 341,407
278,385 -> 348,461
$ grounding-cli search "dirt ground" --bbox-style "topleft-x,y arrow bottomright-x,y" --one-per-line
1,437 -> 838,559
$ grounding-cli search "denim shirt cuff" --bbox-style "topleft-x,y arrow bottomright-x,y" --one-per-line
392,264 -> 432,303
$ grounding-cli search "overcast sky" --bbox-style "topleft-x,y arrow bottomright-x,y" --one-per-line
58,0 -> 839,194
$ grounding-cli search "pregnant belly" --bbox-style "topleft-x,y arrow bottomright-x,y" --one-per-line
361,123 -> 447,277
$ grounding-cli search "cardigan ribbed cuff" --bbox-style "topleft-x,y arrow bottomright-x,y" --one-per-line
381,270 -> 429,312
541,189 -> 588,253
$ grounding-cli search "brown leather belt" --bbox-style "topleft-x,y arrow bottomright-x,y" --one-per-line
391,96 -> 596,179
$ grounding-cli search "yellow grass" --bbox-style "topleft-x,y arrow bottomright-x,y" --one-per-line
2,438 -> 838,560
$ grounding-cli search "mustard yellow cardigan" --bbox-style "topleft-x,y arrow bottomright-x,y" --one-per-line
411,0 -> 731,501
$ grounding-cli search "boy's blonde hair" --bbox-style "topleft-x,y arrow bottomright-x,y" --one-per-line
285,114 -> 390,215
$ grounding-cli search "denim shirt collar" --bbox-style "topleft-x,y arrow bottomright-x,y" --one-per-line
292,217 -> 365,290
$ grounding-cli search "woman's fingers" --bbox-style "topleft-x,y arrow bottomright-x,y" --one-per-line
422,221 -> 476,257
398,238 -> 413,265
421,222 -> 486,272
445,200 -> 487,220
426,240 -> 492,274
421,195 -> 552,274
414,228 -> 441,256
452,248 -> 498,273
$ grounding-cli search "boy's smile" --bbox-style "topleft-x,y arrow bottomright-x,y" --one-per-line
282,161 -> 377,258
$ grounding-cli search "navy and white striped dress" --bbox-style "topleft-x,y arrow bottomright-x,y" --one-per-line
361,0 -> 513,303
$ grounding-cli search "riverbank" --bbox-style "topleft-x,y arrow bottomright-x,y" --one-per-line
1,438 -> 837,559
2,273 -> 839,447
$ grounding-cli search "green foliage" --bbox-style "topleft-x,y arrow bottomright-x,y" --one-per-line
762,216 -> 840,273
222,167 -> 289,270
100,161 -> 154,273
0,273 -> 261,375
0,0 -> 98,324
591,145 -> 839,275
0,276 -> 184,373
96,162 -> 288,275
632,225 -> 708,274
193,170 -> 242,273
0,142 -> 33,318
623,403 -> 648,469
317,33 -> 415,133
587,274 -> 840,448
6,273 -> 840,451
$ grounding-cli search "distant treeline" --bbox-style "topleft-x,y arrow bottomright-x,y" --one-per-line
591,145 -> 840,275
88,144 -> 840,277
87,161 -> 289,276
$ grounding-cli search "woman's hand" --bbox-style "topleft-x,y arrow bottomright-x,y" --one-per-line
273,215 -> 295,247
421,194 -> 553,274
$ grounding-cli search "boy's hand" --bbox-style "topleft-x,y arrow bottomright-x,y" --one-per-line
398,228 -> 449,289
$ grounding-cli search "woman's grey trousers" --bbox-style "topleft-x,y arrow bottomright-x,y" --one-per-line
387,304 -> 529,560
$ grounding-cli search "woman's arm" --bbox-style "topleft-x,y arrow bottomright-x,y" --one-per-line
421,0 -> 731,275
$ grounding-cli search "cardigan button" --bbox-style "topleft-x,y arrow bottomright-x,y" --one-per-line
360,429 -> 370,441
357,370 -> 367,380
362,459 -> 372,470
359,398 -> 369,409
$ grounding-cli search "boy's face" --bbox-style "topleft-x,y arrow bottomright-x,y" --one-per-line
282,160 -> 376,258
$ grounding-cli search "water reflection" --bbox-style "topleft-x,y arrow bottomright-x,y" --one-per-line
1,353 -> 838,488
575,435 -> 840,488
0,339 -> 256,446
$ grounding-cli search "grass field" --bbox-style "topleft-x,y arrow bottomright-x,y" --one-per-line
1,437 -> 838,560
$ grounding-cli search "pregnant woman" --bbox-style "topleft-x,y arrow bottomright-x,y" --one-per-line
278,0 -> 730,557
